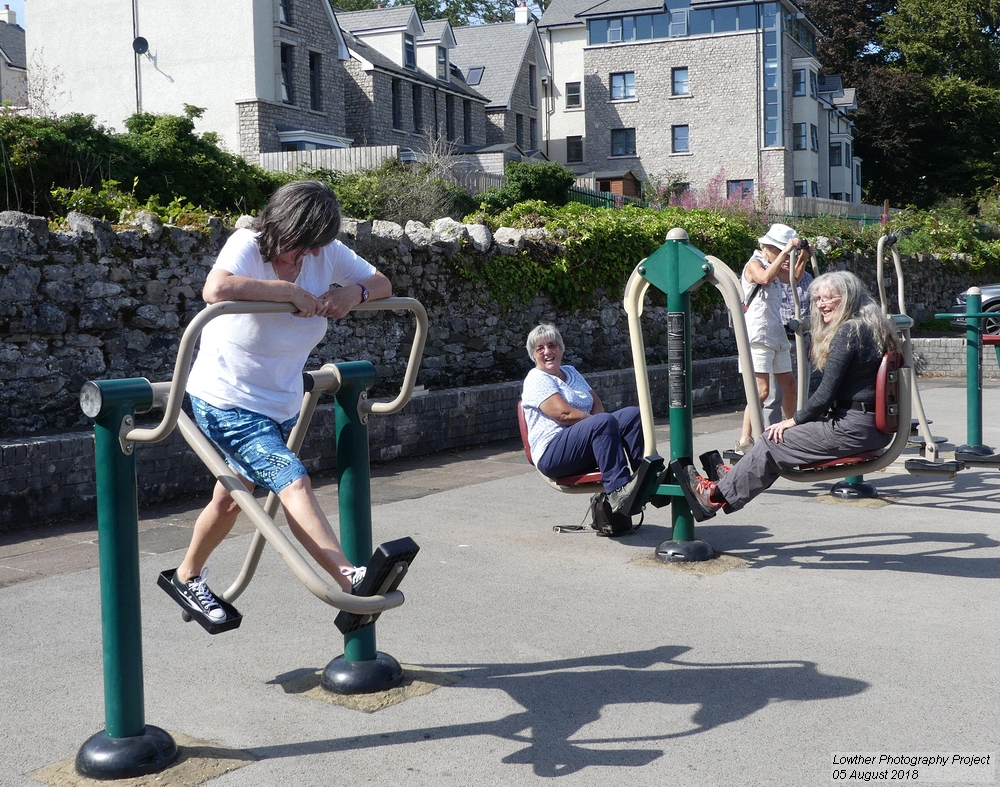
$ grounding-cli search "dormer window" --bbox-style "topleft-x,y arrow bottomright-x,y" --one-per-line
279,0 -> 292,25
437,46 -> 447,80
404,33 -> 416,69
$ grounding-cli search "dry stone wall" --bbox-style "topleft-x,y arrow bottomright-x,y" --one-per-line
0,207 -> 996,529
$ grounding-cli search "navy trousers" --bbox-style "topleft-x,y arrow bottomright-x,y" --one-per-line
536,406 -> 644,493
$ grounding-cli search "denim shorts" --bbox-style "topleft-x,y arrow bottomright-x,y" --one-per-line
189,396 -> 307,494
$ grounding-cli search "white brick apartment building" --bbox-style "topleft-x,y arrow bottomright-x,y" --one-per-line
538,0 -> 861,204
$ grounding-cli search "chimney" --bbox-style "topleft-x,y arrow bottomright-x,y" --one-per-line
514,0 -> 530,26
0,5 -> 16,25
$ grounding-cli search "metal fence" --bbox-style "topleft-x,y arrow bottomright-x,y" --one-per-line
566,185 -> 649,210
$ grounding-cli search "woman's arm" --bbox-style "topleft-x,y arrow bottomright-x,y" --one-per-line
317,271 -> 392,319
203,269 -> 321,317
539,392 -> 592,426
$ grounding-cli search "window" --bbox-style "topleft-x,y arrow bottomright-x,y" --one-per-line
830,142 -> 843,167
412,84 -> 422,132
280,45 -> 294,104
794,180 -> 807,197
610,72 -> 635,101
845,143 -> 852,168
856,162 -> 861,184
793,122 -> 806,150
565,82 -> 581,108
466,66 -> 484,86
529,117 -> 537,149
727,179 -> 753,199
609,17 -> 622,42
437,46 -> 447,80
309,52 -> 321,111
446,94 -> 456,140
830,192 -> 843,201
793,69 -> 806,97
463,99 -> 472,144
810,124 -> 819,152
811,181 -> 820,197
672,67 -> 689,96
671,124 -> 689,153
392,78 -> 402,129
529,64 -> 537,106
611,127 -> 636,156
567,135 -> 583,163
404,33 -> 416,69
279,0 -> 292,25
516,114 -> 524,147
669,10 -> 687,36
809,70 -> 818,99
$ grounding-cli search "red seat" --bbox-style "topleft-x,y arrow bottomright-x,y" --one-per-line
983,334 -> 1000,346
799,450 -> 881,471
517,401 -> 603,488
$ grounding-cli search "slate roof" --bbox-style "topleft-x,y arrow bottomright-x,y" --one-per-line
537,0 -> 597,28
418,19 -> 452,43
342,29 -> 487,101
334,5 -> 418,33
574,0 -> 666,17
0,20 -> 25,69
451,22 -> 538,111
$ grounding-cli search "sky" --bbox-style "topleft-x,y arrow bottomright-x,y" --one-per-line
5,0 -> 24,26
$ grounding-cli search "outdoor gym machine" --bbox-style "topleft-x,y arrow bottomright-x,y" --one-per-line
75,296 -> 426,780
625,230 -> 913,562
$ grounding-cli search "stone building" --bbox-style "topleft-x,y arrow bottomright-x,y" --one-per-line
451,5 -> 549,151
26,0 -> 359,159
0,5 -> 25,108
538,0 -> 861,203
335,6 -> 489,149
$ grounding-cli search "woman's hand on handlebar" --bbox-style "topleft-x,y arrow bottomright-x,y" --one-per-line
765,417 -> 797,443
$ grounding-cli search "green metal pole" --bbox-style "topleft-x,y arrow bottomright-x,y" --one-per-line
76,379 -> 176,779
321,360 -> 406,694
967,289 -> 983,448
88,379 -> 153,737
955,288 -> 993,456
333,361 -> 378,664
665,238 -> 695,543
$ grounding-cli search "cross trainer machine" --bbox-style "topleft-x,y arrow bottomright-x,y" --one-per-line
624,230 -> 914,562
75,296 -> 426,780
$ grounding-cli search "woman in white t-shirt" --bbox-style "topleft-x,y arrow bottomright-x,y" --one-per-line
167,180 -> 392,625
521,324 -> 644,515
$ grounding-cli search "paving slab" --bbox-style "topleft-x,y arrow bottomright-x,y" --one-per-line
1,382 -> 999,786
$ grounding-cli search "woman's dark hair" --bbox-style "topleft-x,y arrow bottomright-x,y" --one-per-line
253,180 -> 342,261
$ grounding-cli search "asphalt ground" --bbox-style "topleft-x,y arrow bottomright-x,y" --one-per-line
3,378 -> 1000,786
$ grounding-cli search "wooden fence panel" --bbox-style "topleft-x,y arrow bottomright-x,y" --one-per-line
259,146 -> 401,174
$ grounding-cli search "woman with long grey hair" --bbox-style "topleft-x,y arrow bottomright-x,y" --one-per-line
675,270 -> 901,520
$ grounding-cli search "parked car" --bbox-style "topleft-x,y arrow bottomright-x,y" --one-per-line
951,285 -> 1000,335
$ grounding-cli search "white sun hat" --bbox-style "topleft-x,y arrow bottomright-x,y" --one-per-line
758,223 -> 798,249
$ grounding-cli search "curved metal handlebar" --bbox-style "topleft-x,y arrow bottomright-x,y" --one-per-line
125,296 -> 426,444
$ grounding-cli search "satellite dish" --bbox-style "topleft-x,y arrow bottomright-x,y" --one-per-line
132,37 -> 149,55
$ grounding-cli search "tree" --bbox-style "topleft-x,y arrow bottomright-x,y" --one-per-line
330,0 -> 547,28
881,0 -> 1000,88
804,0 -> 1000,208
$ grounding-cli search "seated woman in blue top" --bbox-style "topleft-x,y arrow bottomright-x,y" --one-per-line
521,324 -> 643,514
675,271 -> 901,520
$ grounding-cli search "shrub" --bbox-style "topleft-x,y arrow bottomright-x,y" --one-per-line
474,161 -> 575,212
309,159 -> 476,224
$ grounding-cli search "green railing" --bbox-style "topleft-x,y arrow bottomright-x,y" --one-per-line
567,185 -> 649,210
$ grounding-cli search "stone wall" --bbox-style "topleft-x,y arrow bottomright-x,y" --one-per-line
2,206 -> 998,529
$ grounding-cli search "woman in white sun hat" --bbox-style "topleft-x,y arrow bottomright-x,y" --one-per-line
735,223 -> 811,454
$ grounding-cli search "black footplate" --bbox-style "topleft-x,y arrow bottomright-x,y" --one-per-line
335,537 -> 420,635
157,568 -> 243,635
